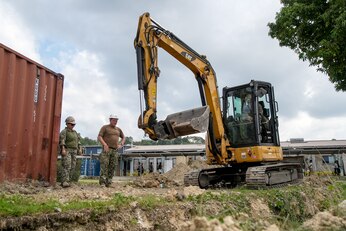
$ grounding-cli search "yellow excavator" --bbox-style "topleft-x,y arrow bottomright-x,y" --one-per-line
134,12 -> 303,188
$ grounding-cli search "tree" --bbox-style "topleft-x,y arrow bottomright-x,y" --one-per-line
125,136 -> 134,145
268,0 -> 346,91
131,135 -> 204,145
80,137 -> 98,145
188,136 -> 205,144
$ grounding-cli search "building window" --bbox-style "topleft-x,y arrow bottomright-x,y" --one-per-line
322,155 -> 334,164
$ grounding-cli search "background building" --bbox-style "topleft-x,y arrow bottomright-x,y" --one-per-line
80,139 -> 346,177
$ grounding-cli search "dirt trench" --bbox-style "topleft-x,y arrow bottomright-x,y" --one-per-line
0,162 -> 345,231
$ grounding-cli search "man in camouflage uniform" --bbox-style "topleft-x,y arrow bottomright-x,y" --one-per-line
98,114 -> 125,187
59,116 -> 82,188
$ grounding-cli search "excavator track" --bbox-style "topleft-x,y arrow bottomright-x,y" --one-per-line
246,163 -> 303,189
184,163 -> 303,189
184,166 -> 247,189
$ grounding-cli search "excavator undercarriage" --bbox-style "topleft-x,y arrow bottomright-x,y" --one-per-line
184,162 -> 304,189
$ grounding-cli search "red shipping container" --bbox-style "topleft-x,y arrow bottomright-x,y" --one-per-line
0,43 -> 64,185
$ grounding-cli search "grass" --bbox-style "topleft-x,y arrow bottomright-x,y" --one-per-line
78,178 -> 99,184
0,194 -> 60,217
0,192 -> 133,217
137,194 -> 169,209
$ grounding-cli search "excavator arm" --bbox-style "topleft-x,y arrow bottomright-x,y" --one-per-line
134,12 -> 229,163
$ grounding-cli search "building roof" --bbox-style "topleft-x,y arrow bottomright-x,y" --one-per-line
281,140 -> 346,155
123,144 -> 205,157
123,140 -> 346,157
125,144 -> 205,153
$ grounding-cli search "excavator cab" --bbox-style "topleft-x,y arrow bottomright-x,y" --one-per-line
223,80 -> 280,148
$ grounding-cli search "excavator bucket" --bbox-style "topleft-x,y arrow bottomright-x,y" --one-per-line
154,106 -> 210,139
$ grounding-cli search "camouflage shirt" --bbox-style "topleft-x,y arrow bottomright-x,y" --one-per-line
59,127 -> 81,149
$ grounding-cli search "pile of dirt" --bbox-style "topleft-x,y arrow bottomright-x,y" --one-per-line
132,160 -> 215,188
180,216 -> 242,231
132,162 -> 194,188
302,200 -> 346,231
164,162 -> 192,185
249,197 -> 272,218
179,216 -> 280,231
304,175 -> 334,187
132,172 -> 176,188
0,180 -> 49,195
189,159 -> 211,169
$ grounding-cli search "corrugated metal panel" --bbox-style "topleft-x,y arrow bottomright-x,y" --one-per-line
0,43 -> 64,184
80,158 -> 100,177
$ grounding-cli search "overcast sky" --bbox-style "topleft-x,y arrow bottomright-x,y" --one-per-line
1,0 -> 345,142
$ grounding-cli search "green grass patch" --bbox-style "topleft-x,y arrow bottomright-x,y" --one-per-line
0,192 -> 133,217
78,178 -> 99,184
187,191 -> 251,218
137,194 -> 168,209
0,194 -> 60,217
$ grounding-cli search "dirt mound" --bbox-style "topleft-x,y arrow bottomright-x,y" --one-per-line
131,160 -> 222,189
189,159 -> 210,169
164,162 -> 192,184
179,216 -> 280,231
302,200 -> 346,231
180,216 -> 242,231
182,185 -> 205,197
302,211 -> 346,231
132,172 -> 169,188
303,175 -> 334,187
132,162 -> 193,188
249,197 -> 271,218
0,181 -> 50,195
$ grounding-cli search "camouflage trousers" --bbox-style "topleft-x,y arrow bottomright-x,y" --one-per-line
61,148 -> 77,183
99,149 -> 119,185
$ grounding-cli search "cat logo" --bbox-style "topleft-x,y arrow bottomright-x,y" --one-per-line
181,52 -> 196,62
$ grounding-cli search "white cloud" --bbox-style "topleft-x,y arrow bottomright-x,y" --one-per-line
280,111 -> 346,141
0,1 -> 40,61
1,0 -> 345,142
53,49 -> 145,140
54,50 -> 117,138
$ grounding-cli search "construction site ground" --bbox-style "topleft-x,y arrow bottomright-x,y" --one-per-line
0,162 -> 345,231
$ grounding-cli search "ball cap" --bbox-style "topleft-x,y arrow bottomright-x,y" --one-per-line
109,114 -> 119,119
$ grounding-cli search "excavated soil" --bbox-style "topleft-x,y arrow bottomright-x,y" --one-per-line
0,161 -> 345,231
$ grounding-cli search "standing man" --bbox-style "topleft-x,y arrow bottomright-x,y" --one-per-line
334,160 -> 341,176
98,114 -> 126,187
59,116 -> 82,188
149,162 -> 153,173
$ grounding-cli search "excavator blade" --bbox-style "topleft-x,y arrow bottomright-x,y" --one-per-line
153,106 -> 210,139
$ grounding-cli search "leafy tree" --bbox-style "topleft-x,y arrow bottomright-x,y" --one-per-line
80,136 -> 98,145
132,135 -> 205,145
125,136 -> 134,145
188,136 -> 205,144
268,0 -> 346,91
